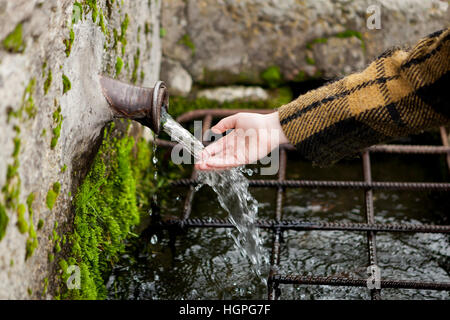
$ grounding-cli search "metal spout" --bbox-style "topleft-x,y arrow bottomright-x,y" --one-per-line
99,75 -> 169,134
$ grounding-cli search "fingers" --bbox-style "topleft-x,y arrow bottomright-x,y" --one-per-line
195,137 -> 226,170
211,114 -> 237,134
196,132 -> 237,170
204,155 -> 240,169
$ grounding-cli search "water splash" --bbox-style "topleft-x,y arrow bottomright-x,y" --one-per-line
150,131 -> 158,215
150,234 -> 158,245
161,109 -> 268,279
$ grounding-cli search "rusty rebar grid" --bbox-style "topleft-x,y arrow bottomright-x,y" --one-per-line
157,218 -> 450,233
268,275 -> 450,291
154,108 -> 450,300
171,179 -> 450,191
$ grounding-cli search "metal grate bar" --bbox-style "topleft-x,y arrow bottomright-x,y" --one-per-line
153,107 -> 450,300
171,179 -> 450,191
157,218 -> 450,233
268,149 -> 287,300
362,151 -> 381,299
269,274 -> 450,291
440,126 -> 450,172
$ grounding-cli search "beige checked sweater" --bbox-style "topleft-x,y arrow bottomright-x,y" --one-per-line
278,28 -> 450,166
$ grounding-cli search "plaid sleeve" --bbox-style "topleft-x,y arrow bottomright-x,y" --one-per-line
278,27 -> 450,166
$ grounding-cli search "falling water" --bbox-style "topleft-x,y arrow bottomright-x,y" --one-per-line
160,109 -> 268,279
149,131 -> 159,243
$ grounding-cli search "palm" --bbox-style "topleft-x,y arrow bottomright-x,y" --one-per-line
196,112 -> 288,170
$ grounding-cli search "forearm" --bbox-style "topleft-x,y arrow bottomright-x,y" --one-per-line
278,28 -> 450,166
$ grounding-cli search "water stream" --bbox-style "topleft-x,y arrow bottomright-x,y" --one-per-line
160,110 -> 268,279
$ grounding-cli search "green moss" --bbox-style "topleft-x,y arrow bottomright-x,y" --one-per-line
2,23 -> 25,53
48,253 -> 55,263
52,105 -> 62,122
112,28 -> 119,50
59,259 -> 69,275
0,204 -> 9,241
64,28 -> 75,57
44,68 -> 52,95
52,221 -> 60,243
62,74 -> 71,94
25,237 -> 38,260
26,193 -> 35,216
51,105 -> 63,149
335,30 -> 363,41
178,34 -> 195,55
85,0 -> 99,23
3,123 -> 22,211
37,219 -> 44,230
43,278 -> 49,295
336,30 -> 366,50
306,37 -> 328,50
2,161 -> 21,210
305,56 -> 316,66
10,259 -> 14,267
46,189 -> 58,211
63,123 -> 146,299
261,66 -> 282,88
99,9 -> 108,36
119,14 -> 129,55
294,70 -> 307,82
21,78 -> 37,119
159,28 -> 166,38
73,2 -> 83,24
27,288 -> 32,296
54,241 -> 61,253
115,56 -> 124,76
41,129 -> 47,137
131,48 -> 140,84
12,138 -> 21,158
61,164 -> 68,173
53,182 -> 61,194
16,204 -> 28,234
42,62 -> 47,76
105,0 -> 114,17
307,31 -> 365,51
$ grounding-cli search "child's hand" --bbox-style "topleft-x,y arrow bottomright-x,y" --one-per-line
195,112 -> 289,170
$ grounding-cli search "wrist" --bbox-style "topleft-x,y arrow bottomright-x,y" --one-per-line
267,111 -> 289,145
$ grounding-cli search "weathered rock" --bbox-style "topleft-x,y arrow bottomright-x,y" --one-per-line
197,86 -> 269,103
160,57 -> 192,96
0,0 -> 161,299
162,0 -> 449,84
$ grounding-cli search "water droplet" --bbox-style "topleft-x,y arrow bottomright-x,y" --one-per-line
150,234 -> 158,244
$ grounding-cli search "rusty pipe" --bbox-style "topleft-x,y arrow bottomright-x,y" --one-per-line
99,75 -> 169,134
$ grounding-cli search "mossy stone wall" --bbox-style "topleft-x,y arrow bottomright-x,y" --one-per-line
0,0 -> 161,299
